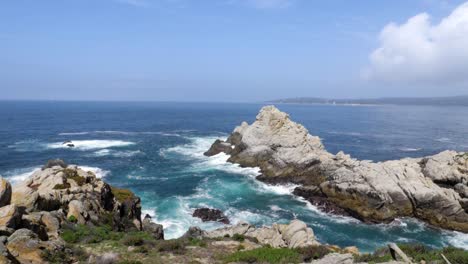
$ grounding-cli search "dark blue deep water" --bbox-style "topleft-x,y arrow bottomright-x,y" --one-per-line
1,101 -> 467,252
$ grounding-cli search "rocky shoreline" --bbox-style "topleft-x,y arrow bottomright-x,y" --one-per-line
205,106 -> 468,232
0,159 -> 466,263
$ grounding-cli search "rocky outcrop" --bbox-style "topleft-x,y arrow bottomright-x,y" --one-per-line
205,220 -> 319,248
0,160 -> 165,263
0,179 -> 12,208
192,208 -> 230,224
142,214 -> 164,240
206,106 -> 468,232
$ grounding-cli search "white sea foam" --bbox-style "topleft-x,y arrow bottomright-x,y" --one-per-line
78,166 -> 110,178
2,167 -> 41,184
58,130 -> 181,137
269,205 -> 282,211
47,140 -> 135,150
126,174 -> 160,181
398,147 -> 422,152
446,231 -> 468,250
1,165 -> 109,184
58,132 -> 90,136
93,149 -> 142,157
435,137 -> 452,142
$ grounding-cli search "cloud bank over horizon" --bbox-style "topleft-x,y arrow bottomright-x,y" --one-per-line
363,2 -> 468,86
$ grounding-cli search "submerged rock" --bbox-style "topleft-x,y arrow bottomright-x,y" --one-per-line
193,208 -> 230,224
206,105 -> 468,232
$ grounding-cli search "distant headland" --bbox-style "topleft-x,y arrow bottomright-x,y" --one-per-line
268,95 -> 468,106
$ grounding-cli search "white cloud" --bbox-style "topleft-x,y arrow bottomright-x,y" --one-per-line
363,2 -> 468,85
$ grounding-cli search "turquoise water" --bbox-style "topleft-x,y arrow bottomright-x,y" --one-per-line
1,101 -> 467,252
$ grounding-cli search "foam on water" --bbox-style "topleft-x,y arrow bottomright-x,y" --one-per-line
47,140 -> 135,150
93,149 -> 143,157
398,147 -> 422,152
1,167 -> 41,184
447,231 -> 468,250
59,130 -> 181,137
78,166 -> 110,178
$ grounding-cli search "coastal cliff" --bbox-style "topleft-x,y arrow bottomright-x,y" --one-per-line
205,106 -> 468,232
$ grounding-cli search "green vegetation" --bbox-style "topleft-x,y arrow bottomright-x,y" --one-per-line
61,224 -> 123,244
111,187 -> 135,202
62,168 -> 86,186
121,232 -> 154,246
224,247 -> 302,264
188,237 -> 207,247
155,239 -> 187,254
67,215 -> 77,223
232,233 -> 245,242
295,245 -> 332,262
53,183 -> 71,189
41,246 -> 87,264
354,244 -> 468,263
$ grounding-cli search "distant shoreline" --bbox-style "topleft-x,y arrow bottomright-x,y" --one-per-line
268,95 -> 468,107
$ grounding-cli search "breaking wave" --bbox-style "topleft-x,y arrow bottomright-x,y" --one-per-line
47,140 -> 135,150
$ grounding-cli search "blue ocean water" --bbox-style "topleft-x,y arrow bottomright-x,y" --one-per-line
1,101 -> 467,252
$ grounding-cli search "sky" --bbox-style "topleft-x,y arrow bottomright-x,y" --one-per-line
1,0 -> 468,102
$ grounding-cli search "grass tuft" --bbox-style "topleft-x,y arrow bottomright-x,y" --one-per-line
224,247 -> 301,264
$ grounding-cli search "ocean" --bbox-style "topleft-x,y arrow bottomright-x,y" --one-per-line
1,101 -> 467,252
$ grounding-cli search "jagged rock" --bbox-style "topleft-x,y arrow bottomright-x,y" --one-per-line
67,200 -> 88,224
20,213 -> 49,241
41,159 -> 68,170
142,215 -> 164,240
0,236 -> 16,264
183,226 -> 207,239
0,205 -> 22,229
205,220 -> 319,248
310,253 -> 353,264
343,246 -> 360,255
0,178 -> 12,207
11,163 -> 143,231
193,208 -> 230,224
207,106 -> 468,232
204,139 -> 233,156
6,229 -> 63,264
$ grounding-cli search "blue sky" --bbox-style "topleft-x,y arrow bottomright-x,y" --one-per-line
1,0 -> 468,101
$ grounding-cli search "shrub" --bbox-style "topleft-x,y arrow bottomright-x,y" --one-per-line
68,215 -> 77,223
224,247 -> 301,264
41,249 -> 73,264
232,233 -> 245,242
111,187 -> 135,202
295,245 -> 331,262
188,237 -> 207,247
61,224 -> 122,244
53,183 -> 71,190
122,233 -> 148,246
156,239 -> 187,254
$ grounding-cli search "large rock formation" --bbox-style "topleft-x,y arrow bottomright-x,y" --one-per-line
205,106 -> 468,232
0,160 -> 164,263
203,220 -> 320,249
192,208 -> 230,224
